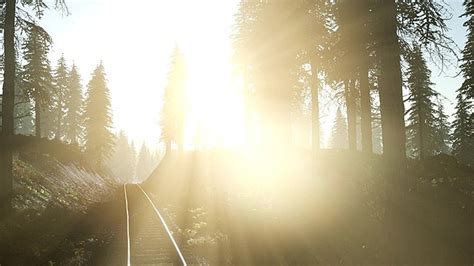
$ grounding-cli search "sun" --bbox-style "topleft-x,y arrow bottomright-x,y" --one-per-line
180,44 -> 246,150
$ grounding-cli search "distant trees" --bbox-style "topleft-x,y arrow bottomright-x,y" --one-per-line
109,131 -> 136,183
330,107 -> 348,149
21,24 -> 54,138
136,143 -> 156,182
161,46 -> 187,154
83,63 -> 114,168
435,100 -> 451,155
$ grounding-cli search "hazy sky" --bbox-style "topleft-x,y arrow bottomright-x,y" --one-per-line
35,0 -> 468,148
41,0 -> 240,149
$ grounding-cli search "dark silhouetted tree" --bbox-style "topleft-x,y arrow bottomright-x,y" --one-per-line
84,63 -> 114,169
405,45 -> 439,159
451,0 -> 474,165
451,91 -> 473,165
0,0 -> 16,217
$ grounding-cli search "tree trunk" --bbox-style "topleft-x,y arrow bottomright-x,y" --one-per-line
0,0 -> 16,217
376,0 -> 407,262
309,57 -> 320,155
345,79 -> 357,151
35,100 -> 41,138
360,59 -> 373,153
378,0 -> 406,167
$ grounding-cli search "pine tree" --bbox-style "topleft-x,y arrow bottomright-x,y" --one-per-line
64,63 -> 83,145
459,0 -> 474,101
161,46 -> 187,153
21,24 -> 54,138
330,107 -> 348,149
451,0 -> 474,165
14,54 -> 34,135
14,93 -> 34,135
84,63 -> 114,168
451,92 -> 473,165
52,54 -> 68,140
405,45 -> 439,159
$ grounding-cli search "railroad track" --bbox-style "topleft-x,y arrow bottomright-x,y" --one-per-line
123,184 -> 190,266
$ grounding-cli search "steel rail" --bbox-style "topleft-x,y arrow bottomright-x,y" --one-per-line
137,184 -> 188,266
123,184 -> 131,266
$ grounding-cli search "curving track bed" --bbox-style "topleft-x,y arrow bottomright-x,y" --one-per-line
123,184 -> 189,266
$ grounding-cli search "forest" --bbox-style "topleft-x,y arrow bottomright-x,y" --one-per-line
0,0 -> 473,265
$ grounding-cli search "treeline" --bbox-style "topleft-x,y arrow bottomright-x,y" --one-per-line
0,32 -> 115,167
229,0 -> 473,166
108,131 -> 160,183
0,0 -> 117,215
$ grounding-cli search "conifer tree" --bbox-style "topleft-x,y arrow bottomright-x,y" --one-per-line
21,24 -> 54,138
84,63 -> 114,168
405,45 -> 439,159
13,54 -> 34,135
14,93 -> 34,135
161,46 -> 187,153
330,107 -> 348,149
458,0 -> 473,101
52,54 -> 68,140
451,0 -> 474,165
451,92 -> 473,165
64,63 -> 83,144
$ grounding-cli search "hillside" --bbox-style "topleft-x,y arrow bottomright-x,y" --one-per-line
142,149 -> 473,265
0,136 -> 120,264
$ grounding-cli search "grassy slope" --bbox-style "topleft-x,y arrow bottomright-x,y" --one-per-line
0,137 -> 120,265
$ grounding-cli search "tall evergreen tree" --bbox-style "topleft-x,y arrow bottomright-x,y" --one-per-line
459,0 -> 473,101
84,63 -> 114,168
63,63 -> 83,144
161,46 -> 187,154
21,24 -> 54,138
330,107 -> 348,149
14,90 -> 34,135
451,92 -> 473,165
451,0 -> 474,165
405,45 -> 439,159
52,54 -> 68,140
